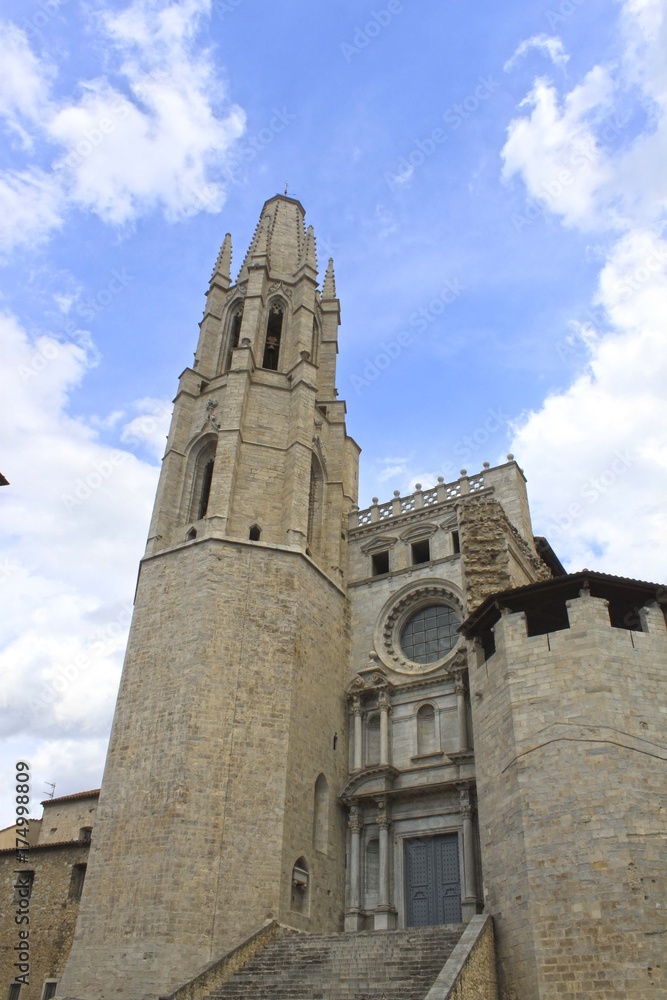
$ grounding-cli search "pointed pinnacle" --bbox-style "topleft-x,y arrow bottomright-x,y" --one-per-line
322,258 -> 337,299
253,216 -> 271,258
212,233 -> 232,284
302,225 -> 317,271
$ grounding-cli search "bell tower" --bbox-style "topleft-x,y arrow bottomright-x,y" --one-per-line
59,196 -> 360,1000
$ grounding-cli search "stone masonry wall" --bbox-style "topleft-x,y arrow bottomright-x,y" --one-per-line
471,595 -> 667,1000
0,843 -> 89,1000
458,495 -> 548,613
37,796 -> 97,845
58,538 -> 350,1000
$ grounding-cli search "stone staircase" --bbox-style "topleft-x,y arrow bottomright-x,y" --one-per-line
205,924 -> 464,1000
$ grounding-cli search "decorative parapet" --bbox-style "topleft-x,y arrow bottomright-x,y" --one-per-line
350,469 -> 488,529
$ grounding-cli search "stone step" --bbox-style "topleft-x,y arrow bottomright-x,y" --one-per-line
206,925 -> 463,1000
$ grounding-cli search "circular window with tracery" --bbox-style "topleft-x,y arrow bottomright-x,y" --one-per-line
377,584 -> 463,673
400,604 -> 460,664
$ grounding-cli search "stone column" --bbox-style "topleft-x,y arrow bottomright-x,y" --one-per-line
460,787 -> 478,920
454,672 -> 469,752
345,807 -> 363,931
352,698 -> 363,771
378,692 -> 391,766
374,799 -> 397,930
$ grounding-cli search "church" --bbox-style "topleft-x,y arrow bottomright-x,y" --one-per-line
1,194 -> 665,1000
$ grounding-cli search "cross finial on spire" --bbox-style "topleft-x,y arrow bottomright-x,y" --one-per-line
284,181 -> 288,196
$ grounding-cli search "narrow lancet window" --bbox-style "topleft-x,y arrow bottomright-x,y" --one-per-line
263,303 -> 284,370
198,459 -> 214,519
189,440 -> 217,523
224,306 -> 243,371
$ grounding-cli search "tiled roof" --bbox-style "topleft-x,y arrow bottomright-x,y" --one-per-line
41,788 -> 100,807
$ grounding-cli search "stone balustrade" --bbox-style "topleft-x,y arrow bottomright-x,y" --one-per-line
350,468 -> 488,529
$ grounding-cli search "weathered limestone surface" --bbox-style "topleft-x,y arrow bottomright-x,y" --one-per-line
458,494 -> 548,612
471,596 -> 667,999
58,540 -> 351,999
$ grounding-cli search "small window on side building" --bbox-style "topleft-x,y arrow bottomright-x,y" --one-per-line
42,983 -> 58,1000
451,530 -> 460,554
69,863 -> 87,902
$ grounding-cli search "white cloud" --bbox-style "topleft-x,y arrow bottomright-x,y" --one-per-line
0,0 -> 246,247
0,169 -> 64,253
502,67 -> 615,229
0,312 -> 163,821
120,397 -> 173,460
504,34 -> 570,73
506,1 -> 667,581
0,21 -> 53,144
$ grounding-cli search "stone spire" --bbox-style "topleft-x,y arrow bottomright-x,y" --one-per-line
210,233 -> 232,290
237,194 -> 307,281
322,258 -> 337,299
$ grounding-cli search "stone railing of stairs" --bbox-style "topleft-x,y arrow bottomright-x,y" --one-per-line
424,914 -> 498,1000
159,915 -> 497,1000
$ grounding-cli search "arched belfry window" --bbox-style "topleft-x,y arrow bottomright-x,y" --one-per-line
263,302 -> 284,370
224,304 -> 243,371
190,440 -> 216,521
417,704 -> 438,755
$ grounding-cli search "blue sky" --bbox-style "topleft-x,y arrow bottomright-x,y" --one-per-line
1,0 -> 666,819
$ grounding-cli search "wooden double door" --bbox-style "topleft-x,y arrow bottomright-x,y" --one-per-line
405,833 -> 462,926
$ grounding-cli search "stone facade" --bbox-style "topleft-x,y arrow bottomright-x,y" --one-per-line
342,461 -> 548,933
0,792 -> 97,1000
4,196 -> 661,1000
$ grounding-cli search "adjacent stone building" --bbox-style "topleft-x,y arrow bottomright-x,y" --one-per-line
4,196 -> 664,1000
0,791 -> 98,1000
